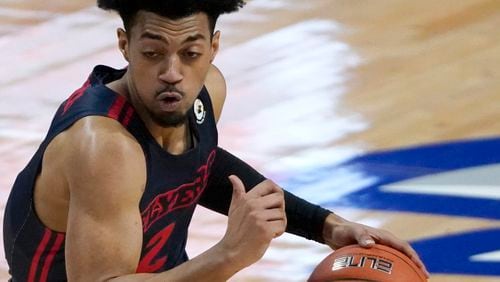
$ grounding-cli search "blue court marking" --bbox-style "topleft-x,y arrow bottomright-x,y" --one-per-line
283,137 -> 500,276
285,137 -> 500,220
411,228 -> 500,276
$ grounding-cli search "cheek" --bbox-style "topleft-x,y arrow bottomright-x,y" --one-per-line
129,61 -> 160,93
132,59 -> 158,80
183,61 -> 211,90
128,72 -> 159,107
132,68 -> 155,88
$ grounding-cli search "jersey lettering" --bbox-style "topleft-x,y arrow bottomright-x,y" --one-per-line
141,150 -> 216,232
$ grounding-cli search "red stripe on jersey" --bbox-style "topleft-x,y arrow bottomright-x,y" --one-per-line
63,79 -> 91,114
108,96 -> 126,120
28,228 -> 52,282
39,233 -> 65,282
122,105 -> 135,127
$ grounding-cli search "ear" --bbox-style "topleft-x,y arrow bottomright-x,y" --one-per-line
117,28 -> 130,62
210,31 -> 221,63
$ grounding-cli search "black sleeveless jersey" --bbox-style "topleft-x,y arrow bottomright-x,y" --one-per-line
3,65 -> 218,281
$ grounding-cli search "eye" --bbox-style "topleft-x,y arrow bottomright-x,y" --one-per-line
143,51 -> 160,59
184,51 -> 201,59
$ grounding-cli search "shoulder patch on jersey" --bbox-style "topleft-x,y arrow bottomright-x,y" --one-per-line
194,98 -> 206,124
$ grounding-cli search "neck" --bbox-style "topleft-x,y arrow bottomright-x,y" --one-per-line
106,76 -> 192,155
151,122 -> 191,155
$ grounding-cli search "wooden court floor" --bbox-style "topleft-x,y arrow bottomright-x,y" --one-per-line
1,0 -> 499,281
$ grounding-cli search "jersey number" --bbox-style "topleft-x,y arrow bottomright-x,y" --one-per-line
136,223 -> 175,273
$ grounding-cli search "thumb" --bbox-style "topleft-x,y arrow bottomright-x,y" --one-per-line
229,175 -> 245,205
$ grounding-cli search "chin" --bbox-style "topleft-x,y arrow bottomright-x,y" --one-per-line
154,112 -> 188,128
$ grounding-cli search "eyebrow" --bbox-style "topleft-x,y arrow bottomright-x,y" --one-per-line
140,32 -> 207,44
140,32 -> 168,43
182,33 -> 207,44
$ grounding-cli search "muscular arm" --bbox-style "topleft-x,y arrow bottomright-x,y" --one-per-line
199,147 -> 331,243
63,117 -> 144,281
63,117 -> 240,282
203,65 -> 331,242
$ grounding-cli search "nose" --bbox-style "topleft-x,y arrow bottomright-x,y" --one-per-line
158,55 -> 183,84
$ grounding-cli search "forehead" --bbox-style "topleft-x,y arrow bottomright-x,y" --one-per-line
131,11 -> 211,40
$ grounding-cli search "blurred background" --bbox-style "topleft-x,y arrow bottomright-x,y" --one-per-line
1,0 -> 499,281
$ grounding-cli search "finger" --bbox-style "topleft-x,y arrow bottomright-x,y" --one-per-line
399,246 -> 429,277
252,192 -> 285,209
259,208 -> 286,222
247,180 -> 282,198
394,242 -> 429,277
372,232 -> 430,278
229,175 -> 246,205
266,219 -> 287,238
404,246 -> 429,278
355,229 -> 376,248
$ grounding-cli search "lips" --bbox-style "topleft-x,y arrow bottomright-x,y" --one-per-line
156,91 -> 183,112
157,91 -> 183,102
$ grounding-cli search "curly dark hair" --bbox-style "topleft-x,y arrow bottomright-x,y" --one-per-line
97,0 -> 246,35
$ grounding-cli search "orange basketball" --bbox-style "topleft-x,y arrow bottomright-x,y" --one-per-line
308,244 -> 427,282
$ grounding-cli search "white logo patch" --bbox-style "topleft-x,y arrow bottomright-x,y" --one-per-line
194,98 -> 206,124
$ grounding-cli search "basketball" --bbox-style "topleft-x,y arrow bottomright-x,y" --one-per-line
308,244 -> 427,282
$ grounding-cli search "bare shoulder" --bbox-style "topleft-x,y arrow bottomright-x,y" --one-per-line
204,64 -> 227,122
58,116 -> 146,203
61,116 -> 144,166
35,115 -> 145,232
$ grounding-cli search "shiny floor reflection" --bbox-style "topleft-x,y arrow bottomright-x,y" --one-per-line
1,1 -> 500,281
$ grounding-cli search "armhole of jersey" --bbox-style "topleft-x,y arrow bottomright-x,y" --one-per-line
30,110 -> 147,226
200,86 -> 218,125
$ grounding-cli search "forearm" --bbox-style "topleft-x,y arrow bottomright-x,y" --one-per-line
108,242 -> 239,282
200,147 -> 332,243
199,147 -> 266,214
284,191 -> 332,243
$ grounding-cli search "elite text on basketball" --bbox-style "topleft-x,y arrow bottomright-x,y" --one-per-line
332,255 -> 393,274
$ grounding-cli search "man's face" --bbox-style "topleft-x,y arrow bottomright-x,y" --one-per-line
119,11 -> 219,127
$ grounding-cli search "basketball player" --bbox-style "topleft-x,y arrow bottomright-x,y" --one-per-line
3,1 -> 429,281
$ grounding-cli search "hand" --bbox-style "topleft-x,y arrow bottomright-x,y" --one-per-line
218,176 -> 287,269
323,213 -> 430,278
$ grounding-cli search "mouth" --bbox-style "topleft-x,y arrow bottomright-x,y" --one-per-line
157,91 -> 183,101
157,91 -> 183,112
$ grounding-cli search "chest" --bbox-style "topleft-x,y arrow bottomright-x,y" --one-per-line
139,147 -> 216,233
